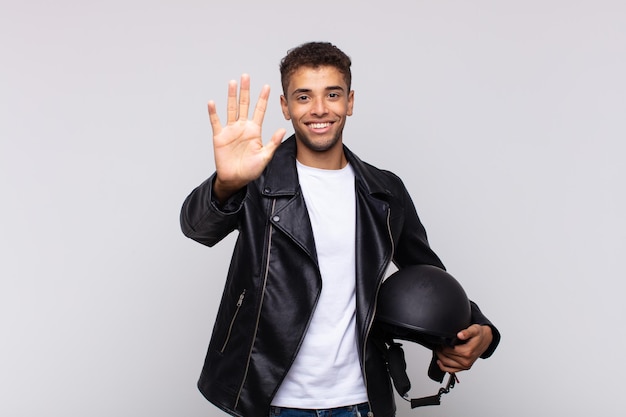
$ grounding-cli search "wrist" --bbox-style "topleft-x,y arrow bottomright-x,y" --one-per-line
213,176 -> 246,204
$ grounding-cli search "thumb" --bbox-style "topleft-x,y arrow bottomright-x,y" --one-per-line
264,128 -> 287,156
457,324 -> 479,341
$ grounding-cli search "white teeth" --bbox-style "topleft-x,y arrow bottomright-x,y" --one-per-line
309,122 -> 330,129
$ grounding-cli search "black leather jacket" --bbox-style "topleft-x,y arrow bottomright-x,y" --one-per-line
180,136 -> 498,417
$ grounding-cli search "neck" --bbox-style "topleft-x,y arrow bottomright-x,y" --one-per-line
297,150 -> 348,170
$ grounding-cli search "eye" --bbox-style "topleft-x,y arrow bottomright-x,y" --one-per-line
296,94 -> 310,102
328,92 -> 341,99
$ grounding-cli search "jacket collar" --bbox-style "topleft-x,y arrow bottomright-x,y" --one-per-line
262,135 -> 392,199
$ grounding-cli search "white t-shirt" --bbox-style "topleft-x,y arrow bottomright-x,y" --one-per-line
271,161 -> 368,408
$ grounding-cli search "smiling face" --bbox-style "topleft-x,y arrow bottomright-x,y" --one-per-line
280,65 -> 354,167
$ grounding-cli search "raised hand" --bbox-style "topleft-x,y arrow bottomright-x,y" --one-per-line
208,74 -> 286,203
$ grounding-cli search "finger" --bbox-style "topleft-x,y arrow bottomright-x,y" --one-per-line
436,350 -> 473,372
435,351 -> 462,371
226,79 -> 238,124
438,344 -> 474,364
457,324 -> 480,341
437,346 -> 464,362
263,128 -> 287,155
437,358 -> 469,373
238,74 -> 251,121
207,100 -> 222,136
252,84 -> 271,126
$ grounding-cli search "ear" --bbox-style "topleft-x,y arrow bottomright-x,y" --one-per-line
280,95 -> 291,120
347,90 -> 355,116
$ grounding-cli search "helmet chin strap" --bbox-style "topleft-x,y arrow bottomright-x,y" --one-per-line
407,373 -> 458,408
383,341 -> 460,409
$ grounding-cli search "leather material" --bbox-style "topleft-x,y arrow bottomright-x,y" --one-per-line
180,136 -> 496,417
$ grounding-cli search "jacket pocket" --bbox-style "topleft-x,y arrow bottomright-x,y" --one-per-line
220,289 -> 246,353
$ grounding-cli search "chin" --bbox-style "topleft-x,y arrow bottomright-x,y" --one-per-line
297,134 -> 342,153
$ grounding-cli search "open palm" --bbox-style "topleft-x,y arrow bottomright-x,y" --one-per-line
208,74 -> 286,199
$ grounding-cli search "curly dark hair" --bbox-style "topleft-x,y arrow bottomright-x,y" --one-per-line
279,42 -> 352,94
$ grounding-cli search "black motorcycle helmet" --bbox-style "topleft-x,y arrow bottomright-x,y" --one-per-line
373,264 -> 472,408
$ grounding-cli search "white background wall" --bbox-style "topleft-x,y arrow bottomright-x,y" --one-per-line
2,1 -> 625,415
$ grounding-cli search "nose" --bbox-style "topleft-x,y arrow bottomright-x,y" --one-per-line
310,97 -> 328,116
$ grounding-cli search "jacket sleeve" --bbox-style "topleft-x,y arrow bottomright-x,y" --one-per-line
180,173 -> 247,247
391,175 -> 446,270
469,301 -> 501,358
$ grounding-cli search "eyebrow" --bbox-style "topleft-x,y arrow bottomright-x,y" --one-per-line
291,85 -> 345,97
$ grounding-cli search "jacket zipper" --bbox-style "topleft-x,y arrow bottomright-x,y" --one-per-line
362,205 -> 394,417
220,289 -> 246,353
234,199 -> 277,409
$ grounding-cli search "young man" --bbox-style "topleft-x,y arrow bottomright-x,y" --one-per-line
180,42 -> 499,417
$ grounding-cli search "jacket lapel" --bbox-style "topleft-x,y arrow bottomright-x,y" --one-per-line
261,137 -> 318,264
261,136 -> 396,330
